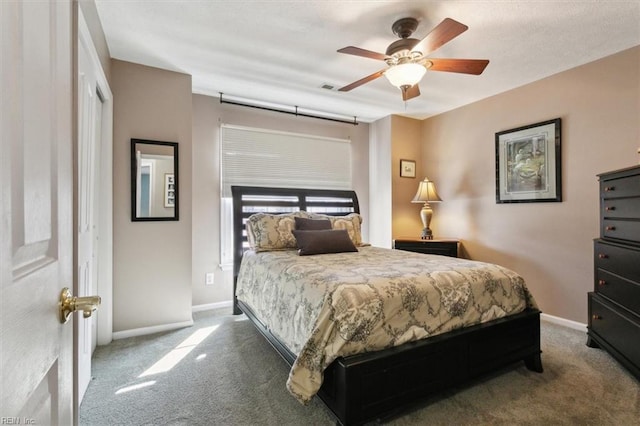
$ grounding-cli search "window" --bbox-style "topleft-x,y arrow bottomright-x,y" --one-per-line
220,124 -> 352,268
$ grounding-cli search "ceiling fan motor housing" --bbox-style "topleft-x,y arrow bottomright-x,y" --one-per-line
385,38 -> 421,57
386,17 -> 422,60
391,17 -> 419,39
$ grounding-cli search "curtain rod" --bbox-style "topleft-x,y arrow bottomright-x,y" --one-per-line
219,93 -> 358,126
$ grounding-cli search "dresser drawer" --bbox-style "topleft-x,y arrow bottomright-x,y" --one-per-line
588,294 -> 640,370
595,270 -> 640,313
594,240 -> 640,283
601,196 -> 640,219
601,218 -> 640,243
600,174 -> 640,199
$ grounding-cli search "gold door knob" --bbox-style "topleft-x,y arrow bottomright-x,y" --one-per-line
58,287 -> 101,324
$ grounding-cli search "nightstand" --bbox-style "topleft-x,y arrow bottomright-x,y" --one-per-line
393,238 -> 459,258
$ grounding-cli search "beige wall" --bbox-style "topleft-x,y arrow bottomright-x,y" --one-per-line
390,115 -> 424,239
416,46 -> 640,324
191,94 -> 370,306
111,60 -> 192,332
369,115 -> 424,247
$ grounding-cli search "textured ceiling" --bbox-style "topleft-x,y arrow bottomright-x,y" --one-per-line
95,1 -> 640,123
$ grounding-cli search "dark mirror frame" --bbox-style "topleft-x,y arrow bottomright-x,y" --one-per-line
131,138 -> 179,222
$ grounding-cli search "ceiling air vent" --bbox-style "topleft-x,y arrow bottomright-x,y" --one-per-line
320,83 -> 338,91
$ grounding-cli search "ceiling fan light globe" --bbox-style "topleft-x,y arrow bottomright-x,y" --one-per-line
384,63 -> 426,89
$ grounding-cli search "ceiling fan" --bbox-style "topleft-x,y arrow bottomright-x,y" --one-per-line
337,17 -> 489,101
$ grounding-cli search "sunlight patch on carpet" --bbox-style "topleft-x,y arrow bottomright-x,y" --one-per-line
139,325 -> 219,377
115,380 -> 156,395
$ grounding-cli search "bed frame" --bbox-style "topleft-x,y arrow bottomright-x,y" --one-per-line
232,185 -> 543,426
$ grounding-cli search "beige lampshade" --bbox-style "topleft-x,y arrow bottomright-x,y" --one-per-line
411,178 -> 442,203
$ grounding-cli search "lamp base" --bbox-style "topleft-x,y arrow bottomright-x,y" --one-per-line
419,203 -> 434,240
421,228 -> 433,240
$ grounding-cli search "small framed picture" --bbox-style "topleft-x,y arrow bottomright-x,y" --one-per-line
400,159 -> 416,178
164,173 -> 175,207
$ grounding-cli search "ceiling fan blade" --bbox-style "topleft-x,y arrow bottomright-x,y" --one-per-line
337,46 -> 388,61
426,58 -> 490,75
338,69 -> 387,92
410,18 -> 468,56
402,84 -> 421,101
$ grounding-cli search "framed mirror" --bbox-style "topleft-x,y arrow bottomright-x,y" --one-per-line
131,139 -> 179,221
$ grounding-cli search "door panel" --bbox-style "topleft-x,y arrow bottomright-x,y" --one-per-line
1,1 -> 73,423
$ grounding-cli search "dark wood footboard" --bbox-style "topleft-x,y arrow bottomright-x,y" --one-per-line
320,309 -> 542,425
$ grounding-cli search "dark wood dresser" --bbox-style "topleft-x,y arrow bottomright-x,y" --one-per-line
587,165 -> 640,379
393,238 -> 459,258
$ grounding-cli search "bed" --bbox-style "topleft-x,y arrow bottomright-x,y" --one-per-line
232,185 -> 543,425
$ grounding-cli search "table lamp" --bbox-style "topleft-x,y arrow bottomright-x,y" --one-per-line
411,177 -> 442,239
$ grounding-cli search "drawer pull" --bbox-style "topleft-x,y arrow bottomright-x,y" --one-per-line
605,226 -> 616,231
598,254 -> 608,259
605,206 -> 615,211
592,315 -> 602,320
604,186 -> 615,192
598,280 -> 607,286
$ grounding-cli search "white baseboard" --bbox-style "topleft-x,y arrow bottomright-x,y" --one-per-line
110,301 -> 233,340
112,319 -> 194,340
540,313 -> 587,332
192,300 -> 233,313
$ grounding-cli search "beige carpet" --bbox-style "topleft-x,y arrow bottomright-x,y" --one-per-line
80,308 -> 640,425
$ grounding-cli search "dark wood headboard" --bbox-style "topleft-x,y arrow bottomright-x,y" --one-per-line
231,186 -> 360,314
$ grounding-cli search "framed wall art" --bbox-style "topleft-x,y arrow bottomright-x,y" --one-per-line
400,159 -> 416,178
495,118 -> 561,203
164,173 -> 175,207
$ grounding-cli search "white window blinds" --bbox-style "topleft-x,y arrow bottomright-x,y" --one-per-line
219,124 -> 352,267
221,124 -> 352,196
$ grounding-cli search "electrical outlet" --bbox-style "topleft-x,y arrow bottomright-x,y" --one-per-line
205,273 -> 214,285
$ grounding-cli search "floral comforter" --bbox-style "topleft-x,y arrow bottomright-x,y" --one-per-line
235,246 -> 538,404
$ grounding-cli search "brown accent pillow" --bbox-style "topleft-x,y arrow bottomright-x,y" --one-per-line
294,216 -> 332,231
291,229 -> 358,256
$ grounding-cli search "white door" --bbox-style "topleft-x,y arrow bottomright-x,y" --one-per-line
76,9 -> 114,409
1,1 -> 74,424
77,12 -> 103,403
